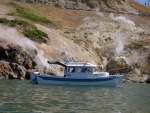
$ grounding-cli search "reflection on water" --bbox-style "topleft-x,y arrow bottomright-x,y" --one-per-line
0,80 -> 149,113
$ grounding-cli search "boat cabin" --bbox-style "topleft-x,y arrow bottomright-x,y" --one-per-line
65,62 -> 98,78
47,60 -> 109,78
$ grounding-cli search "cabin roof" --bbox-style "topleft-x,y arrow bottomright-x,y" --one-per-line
47,60 -> 98,67
65,62 -> 97,67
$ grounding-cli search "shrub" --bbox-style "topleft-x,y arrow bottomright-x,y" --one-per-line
0,18 -> 48,43
24,29 -> 47,43
8,2 -> 61,28
0,18 -> 9,24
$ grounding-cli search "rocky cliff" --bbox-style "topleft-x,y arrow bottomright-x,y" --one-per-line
17,0 -> 138,13
0,0 -> 150,83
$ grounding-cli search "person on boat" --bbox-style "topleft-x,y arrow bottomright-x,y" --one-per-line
81,68 -> 88,72
71,67 -> 75,72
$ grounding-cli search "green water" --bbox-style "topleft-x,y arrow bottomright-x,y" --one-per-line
0,80 -> 149,113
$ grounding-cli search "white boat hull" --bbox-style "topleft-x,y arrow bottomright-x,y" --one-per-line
31,73 -> 125,87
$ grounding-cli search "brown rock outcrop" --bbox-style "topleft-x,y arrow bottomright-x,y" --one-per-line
106,57 -> 132,75
0,43 -> 39,80
16,0 -> 138,14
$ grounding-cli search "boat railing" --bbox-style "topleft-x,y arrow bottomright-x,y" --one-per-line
108,67 -> 129,75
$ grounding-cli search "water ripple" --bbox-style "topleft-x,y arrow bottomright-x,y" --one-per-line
0,80 -> 150,113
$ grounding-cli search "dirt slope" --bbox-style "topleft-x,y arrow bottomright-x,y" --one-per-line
0,0 -> 150,82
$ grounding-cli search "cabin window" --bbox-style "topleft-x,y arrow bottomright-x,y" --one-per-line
93,68 -> 96,72
86,68 -> 92,73
93,67 -> 98,72
77,68 -> 83,72
69,67 -> 75,73
77,67 -> 92,73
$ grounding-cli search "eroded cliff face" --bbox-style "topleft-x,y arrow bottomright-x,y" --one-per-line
17,0 -> 138,14
0,42 -> 35,79
0,0 -> 150,83
59,13 -> 150,83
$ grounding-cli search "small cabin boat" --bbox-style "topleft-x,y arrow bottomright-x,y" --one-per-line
31,60 -> 127,86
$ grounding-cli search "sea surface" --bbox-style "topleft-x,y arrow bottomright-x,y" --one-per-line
0,80 -> 149,113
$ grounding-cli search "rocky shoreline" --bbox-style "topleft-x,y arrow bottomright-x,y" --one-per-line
0,42 -> 150,83
0,42 -> 44,80
0,0 -> 150,84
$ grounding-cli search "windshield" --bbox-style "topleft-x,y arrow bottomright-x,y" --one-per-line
77,67 -> 95,73
93,67 -> 97,72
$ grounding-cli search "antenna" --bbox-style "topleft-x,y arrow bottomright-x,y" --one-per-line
60,52 -> 71,63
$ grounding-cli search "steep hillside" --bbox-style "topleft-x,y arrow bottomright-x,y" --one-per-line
0,0 -> 150,83
16,0 -> 138,14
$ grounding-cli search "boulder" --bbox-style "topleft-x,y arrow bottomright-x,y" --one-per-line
106,56 -> 132,75
0,60 -> 16,79
12,63 -> 27,79
124,72 -> 149,83
145,76 -> 150,83
0,43 -> 39,80
25,70 -> 36,79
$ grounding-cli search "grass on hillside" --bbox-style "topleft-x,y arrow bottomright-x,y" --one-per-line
0,18 -> 48,43
7,2 -> 61,28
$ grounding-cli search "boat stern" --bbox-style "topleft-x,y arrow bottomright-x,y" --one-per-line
30,72 -> 40,84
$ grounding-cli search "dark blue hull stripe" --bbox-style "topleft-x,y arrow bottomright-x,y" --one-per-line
38,76 -> 118,82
